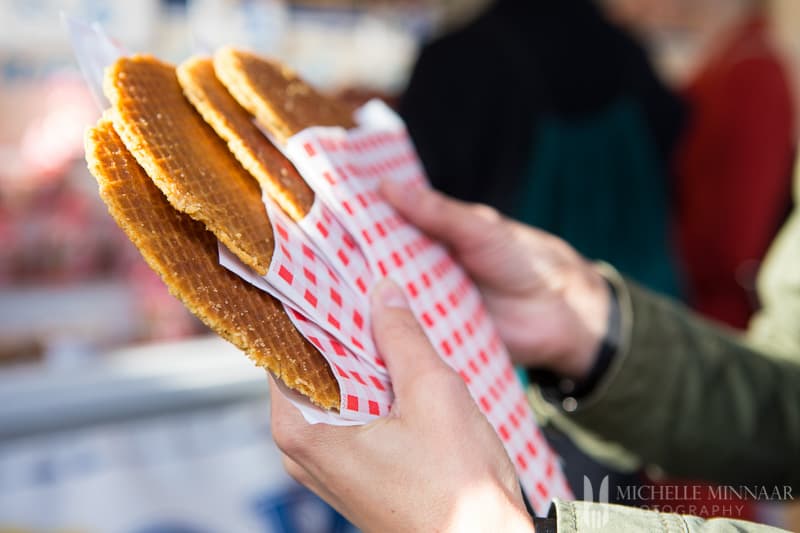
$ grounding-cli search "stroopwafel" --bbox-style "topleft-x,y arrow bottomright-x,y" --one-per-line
213,46 -> 355,145
86,117 -> 340,410
104,55 -> 274,275
177,56 -> 314,221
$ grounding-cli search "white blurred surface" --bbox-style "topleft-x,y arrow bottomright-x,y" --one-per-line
0,335 -> 268,440
0,336 -> 355,532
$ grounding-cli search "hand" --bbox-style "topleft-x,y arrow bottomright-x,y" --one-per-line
270,279 -> 534,533
382,180 -> 610,380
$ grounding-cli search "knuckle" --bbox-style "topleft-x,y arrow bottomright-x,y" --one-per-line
469,203 -> 502,224
423,188 -> 447,212
409,368 -> 464,399
438,370 -> 469,397
380,309 -> 424,340
282,456 -> 311,486
271,419 -> 307,459
406,369 -> 470,423
464,204 -> 509,247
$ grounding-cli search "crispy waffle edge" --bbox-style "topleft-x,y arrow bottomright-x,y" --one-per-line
176,55 -> 315,221
84,116 -> 341,411
103,54 -> 275,277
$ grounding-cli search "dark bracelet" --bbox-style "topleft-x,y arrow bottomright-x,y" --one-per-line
568,277 -> 620,399
532,516 -> 557,532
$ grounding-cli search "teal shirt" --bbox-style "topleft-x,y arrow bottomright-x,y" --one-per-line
513,98 -> 681,298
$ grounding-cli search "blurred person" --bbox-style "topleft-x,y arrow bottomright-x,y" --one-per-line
268,171 -> 800,532
400,0 -> 685,299
608,0 -> 796,329
675,0 -> 795,329
602,0 -> 796,520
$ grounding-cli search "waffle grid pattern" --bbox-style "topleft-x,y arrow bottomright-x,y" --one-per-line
177,56 -> 315,221
105,55 -> 275,276
85,119 -> 340,409
214,47 -> 356,145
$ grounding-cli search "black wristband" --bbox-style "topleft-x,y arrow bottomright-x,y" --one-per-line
569,277 -> 620,399
532,516 -> 557,533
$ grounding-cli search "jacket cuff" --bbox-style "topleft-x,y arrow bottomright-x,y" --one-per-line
551,498 -> 782,532
552,498 -> 686,532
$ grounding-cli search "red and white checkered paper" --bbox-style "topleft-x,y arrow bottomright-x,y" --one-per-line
223,100 -> 572,513
228,192 -> 386,374
296,199 -> 373,298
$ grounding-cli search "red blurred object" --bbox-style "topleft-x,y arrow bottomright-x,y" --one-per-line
675,14 -> 796,329
19,75 -> 98,180
0,72 -> 199,345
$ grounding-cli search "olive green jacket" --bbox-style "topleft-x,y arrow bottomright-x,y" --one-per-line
530,166 -> 800,531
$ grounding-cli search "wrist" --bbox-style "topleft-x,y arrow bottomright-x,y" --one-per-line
448,485 -> 533,533
562,277 -> 620,398
530,274 -> 620,409
487,496 -> 535,533
556,264 -> 611,380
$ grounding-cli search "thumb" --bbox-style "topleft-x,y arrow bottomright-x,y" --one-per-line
380,179 -> 504,255
370,278 -> 448,399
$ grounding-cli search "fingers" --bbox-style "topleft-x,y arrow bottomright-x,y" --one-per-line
370,279 -> 450,400
268,375 -> 344,462
269,375 -> 312,458
281,451 -> 314,487
268,375 -> 361,514
380,179 -> 504,255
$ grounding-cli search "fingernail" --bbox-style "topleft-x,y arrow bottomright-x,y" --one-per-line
372,278 -> 409,309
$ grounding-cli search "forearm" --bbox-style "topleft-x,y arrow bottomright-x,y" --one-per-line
557,273 -> 800,487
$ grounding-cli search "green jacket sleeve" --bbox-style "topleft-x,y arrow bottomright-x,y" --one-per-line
539,168 -> 800,487
524,138 -> 800,533
557,269 -> 800,487
551,498 -> 791,532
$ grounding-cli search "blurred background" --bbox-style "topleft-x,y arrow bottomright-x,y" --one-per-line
1,0 -> 800,531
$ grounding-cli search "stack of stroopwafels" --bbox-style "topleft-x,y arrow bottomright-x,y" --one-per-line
85,49 -> 355,410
